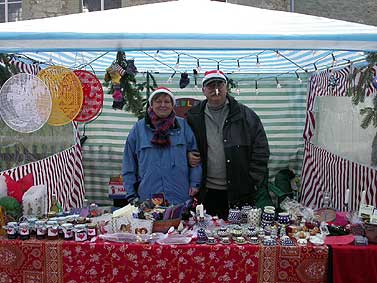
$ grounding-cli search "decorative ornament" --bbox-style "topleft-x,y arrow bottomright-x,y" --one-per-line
104,62 -> 126,110
328,73 -> 340,90
37,66 -> 83,126
73,70 -> 104,122
0,73 -> 51,133
179,72 -> 190,89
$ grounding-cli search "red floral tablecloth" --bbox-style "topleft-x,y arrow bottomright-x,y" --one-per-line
0,237 -> 328,283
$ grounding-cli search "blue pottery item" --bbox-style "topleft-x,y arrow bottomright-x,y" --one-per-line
277,212 -> 290,225
228,208 -> 241,225
197,228 -> 208,244
217,226 -> 229,238
240,206 -> 252,224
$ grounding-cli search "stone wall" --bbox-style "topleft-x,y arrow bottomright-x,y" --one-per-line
22,0 -> 81,20
21,0 -> 377,27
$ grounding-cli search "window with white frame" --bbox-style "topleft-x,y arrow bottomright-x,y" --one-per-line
0,0 -> 22,22
83,0 -> 121,12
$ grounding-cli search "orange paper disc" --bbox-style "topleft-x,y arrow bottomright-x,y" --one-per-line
38,66 -> 83,126
73,70 -> 104,122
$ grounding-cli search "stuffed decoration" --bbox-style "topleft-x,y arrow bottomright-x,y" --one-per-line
0,175 -> 7,198
22,184 -> 48,216
104,63 -> 126,110
5,173 -> 34,203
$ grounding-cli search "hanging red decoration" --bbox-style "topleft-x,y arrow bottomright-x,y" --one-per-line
73,70 -> 104,122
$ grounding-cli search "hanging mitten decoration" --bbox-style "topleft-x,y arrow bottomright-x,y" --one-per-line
105,63 -> 126,110
125,59 -> 138,76
179,72 -> 190,89
193,69 -> 198,87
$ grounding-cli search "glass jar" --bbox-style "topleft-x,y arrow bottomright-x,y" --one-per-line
19,222 -> 30,240
87,223 -> 97,240
46,220 -> 59,240
35,220 -> 47,240
61,223 -> 74,240
74,224 -> 87,242
6,222 -> 18,239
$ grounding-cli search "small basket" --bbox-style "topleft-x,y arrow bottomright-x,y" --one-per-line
364,223 -> 377,244
152,218 -> 181,233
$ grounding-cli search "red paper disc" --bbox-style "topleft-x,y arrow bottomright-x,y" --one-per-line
73,70 -> 104,122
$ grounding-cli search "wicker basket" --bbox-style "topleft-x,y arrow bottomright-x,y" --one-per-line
364,223 -> 377,244
152,218 -> 181,233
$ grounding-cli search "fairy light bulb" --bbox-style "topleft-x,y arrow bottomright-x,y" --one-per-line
295,71 -> 302,83
237,59 -> 241,72
255,80 -> 259,95
154,50 -> 160,58
175,55 -> 180,69
236,82 -> 240,95
196,59 -> 201,72
276,50 -> 280,58
167,71 -> 176,83
276,77 -> 281,88
332,53 -> 337,66
256,55 -> 260,67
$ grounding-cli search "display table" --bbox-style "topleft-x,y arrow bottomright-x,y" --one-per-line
330,244 -> 377,283
0,238 -> 328,283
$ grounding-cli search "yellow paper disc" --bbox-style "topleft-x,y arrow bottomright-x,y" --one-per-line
38,66 -> 83,126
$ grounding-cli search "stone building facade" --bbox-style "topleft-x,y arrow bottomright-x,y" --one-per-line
18,0 -> 377,27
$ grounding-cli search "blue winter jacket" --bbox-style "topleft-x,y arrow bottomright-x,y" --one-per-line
122,116 -> 202,205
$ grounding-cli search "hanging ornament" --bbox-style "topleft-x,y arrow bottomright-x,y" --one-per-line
73,70 -> 104,122
328,72 -> 340,93
372,76 -> 377,89
179,72 -> 190,89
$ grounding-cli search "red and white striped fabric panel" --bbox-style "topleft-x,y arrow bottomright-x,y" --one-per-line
8,57 -> 42,75
303,67 -> 350,141
0,123 -> 85,211
300,142 -> 377,210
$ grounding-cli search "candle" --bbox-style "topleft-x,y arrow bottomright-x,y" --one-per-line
344,189 -> 350,205
360,190 -> 366,206
196,204 -> 204,218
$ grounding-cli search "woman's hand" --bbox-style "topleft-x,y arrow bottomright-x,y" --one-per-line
188,151 -> 201,167
189,187 -> 199,196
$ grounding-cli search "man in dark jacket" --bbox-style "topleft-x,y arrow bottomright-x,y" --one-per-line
187,70 -> 270,220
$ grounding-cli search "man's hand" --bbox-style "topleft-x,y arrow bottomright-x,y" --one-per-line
189,187 -> 199,197
188,151 -> 201,167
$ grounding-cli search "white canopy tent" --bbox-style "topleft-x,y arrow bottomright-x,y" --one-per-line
0,0 -> 376,74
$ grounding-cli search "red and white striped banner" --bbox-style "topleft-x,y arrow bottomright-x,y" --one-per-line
0,123 -> 85,211
8,56 -> 42,75
300,142 -> 377,210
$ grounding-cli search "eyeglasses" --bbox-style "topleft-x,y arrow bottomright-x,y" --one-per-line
204,81 -> 226,89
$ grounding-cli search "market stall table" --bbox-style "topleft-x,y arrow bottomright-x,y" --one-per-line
0,237 -> 328,283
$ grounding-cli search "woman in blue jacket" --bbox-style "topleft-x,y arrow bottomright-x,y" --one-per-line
122,87 -> 202,205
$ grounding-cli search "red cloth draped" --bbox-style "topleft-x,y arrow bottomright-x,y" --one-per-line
331,244 -> 377,283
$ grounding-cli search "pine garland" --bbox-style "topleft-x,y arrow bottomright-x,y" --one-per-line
349,52 -> 377,129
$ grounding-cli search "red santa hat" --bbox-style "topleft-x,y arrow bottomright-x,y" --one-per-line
202,70 -> 227,87
148,86 -> 176,105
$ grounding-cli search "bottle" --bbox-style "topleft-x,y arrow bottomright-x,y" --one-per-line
49,194 -> 63,214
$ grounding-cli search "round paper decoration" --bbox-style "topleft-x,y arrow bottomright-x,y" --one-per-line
73,70 -> 104,122
37,66 -> 83,126
0,73 -> 52,133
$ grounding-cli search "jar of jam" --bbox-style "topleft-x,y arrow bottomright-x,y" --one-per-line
87,223 -> 97,240
19,222 -> 30,240
5,222 -> 18,239
46,220 -> 59,240
61,223 -> 74,240
74,224 -> 87,242
35,220 -> 47,240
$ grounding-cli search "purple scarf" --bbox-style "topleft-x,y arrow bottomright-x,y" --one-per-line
148,107 -> 176,147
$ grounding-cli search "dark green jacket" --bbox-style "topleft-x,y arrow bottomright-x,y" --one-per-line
187,95 -> 270,206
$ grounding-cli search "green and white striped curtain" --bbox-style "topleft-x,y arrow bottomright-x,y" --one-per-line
81,73 -> 307,205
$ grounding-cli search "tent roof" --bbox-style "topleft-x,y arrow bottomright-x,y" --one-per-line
1,0 -> 376,73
